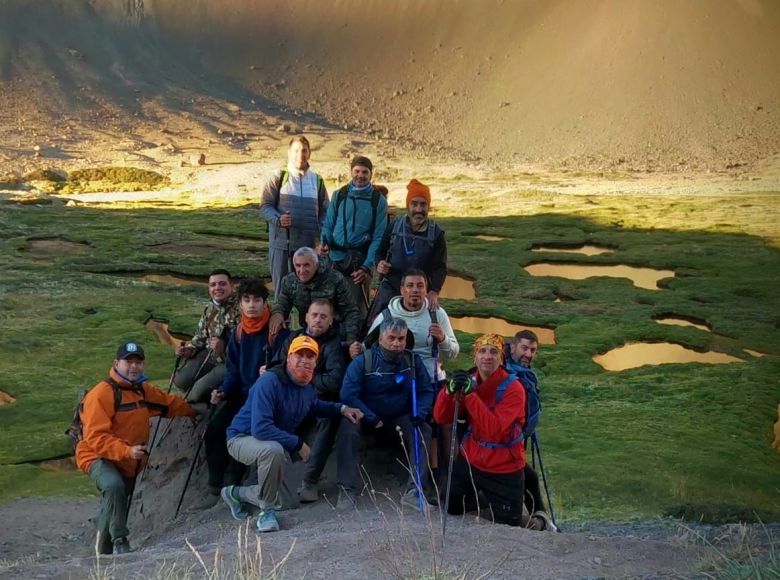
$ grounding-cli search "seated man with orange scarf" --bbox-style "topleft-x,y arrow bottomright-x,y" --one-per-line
433,333 -> 527,526
206,278 -> 286,496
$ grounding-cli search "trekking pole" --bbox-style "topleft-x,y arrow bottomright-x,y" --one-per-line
532,433 -> 560,531
410,370 -> 424,512
174,403 -> 219,518
441,390 -> 460,544
125,456 -> 144,521
141,349 -> 184,484
156,347 -> 214,448
285,213 -> 293,274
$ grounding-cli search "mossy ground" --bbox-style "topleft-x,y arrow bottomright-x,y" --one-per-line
0,189 -> 777,524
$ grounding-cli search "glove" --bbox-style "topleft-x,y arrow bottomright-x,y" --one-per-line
447,371 -> 474,395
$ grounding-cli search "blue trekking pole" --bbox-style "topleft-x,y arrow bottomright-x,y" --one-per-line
409,360 -> 424,511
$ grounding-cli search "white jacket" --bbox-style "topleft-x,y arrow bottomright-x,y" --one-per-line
368,296 -> 460,381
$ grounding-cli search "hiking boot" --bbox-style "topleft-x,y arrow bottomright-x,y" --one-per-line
112,537 -> 131,555
298,481 -> 319,503
221,485 -> 250,520
532,510 -> 558,532
401,487 -> 430,511
95,531 -> 112,555
256,509 -> 280,533
335,487 -> 358,511
189,493 -> 221,512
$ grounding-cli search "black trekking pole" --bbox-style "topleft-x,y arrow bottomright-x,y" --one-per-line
156,347 -> 214,448
441,390 -> 461,545
532,433 -> 560,531
125,456 -> 144,521
140,348 -> 184,484
174,403 -> 219,518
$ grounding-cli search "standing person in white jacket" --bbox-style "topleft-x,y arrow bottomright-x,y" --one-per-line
357,268 -> 459,384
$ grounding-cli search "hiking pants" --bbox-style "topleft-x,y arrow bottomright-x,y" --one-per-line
269,246 -> 293,300
446,456 -> 525,526
204,397 -> 246,489
336,414 -> 432,494
174,350 -> 225,403
302,416 -> 341,485
88,459 -> 135,542
227,436 -> 286,510
523,464 -> 546,514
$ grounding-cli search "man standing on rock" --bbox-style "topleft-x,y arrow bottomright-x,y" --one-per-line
260,136 -> 330,299
269,247 -> 362,353
173,269 -> 240,403
368,179 -> 447,321
75,342 -> 194,554
506,329 -> 557,531
320,155 -> 388,320
221,336 -> 362,532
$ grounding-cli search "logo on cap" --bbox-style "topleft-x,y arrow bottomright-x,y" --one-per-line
126,343 -> 138,352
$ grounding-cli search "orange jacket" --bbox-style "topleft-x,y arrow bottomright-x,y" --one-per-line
76,368 -> 194,478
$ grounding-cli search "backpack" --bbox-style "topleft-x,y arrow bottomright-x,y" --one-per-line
328,185 -> 385,253
64,378 -> 124,452
363,347 -> 414,377
511,367 -> 542,441
363,308 -> 416,351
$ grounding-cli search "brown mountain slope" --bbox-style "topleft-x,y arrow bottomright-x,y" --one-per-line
1,0 -> 779,171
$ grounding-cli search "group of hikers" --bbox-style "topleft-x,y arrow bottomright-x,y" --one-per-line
72,136 -> 557,555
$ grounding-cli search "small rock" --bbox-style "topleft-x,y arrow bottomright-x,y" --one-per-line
226,103 -> 241,113
190,153 -> 206,166
275,124 -> 290,133
33,145 -> 41,152
499,101 -> 510,108
594,557 -> 602,565
66,200 -> 77,207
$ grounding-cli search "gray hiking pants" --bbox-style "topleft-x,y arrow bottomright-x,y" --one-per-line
88,459 -> 135,542
227,436 -> 289,510
302,416 -> 341,485
173,350 -> 225,403
269,246 -> 293,300
336,415 -> 432,494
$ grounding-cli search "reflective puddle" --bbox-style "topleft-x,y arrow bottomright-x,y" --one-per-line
744,349 -> 766,358
440,275 -> 476,300
532,244 -> 615,256
0,389 -> 16,406
475,235 -> 506,242
449,316 -> 556,344
145,318 -> 192,350
143,274 -> 206,287
654,316 -> 711,332
594,342 -> 743,371
524,262 -> 675,290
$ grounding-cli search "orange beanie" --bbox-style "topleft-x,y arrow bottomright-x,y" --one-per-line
406,179 -> 431,207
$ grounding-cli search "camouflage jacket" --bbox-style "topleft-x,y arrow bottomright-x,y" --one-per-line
189,294 -> 240,359
272,266 -> 361,344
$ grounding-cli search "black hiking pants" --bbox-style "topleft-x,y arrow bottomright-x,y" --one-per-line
446,456 -> 525,526
205,396 -> 247,489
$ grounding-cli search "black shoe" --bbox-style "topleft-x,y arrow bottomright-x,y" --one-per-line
96,531 -> 112,555
112,537 -> 132,555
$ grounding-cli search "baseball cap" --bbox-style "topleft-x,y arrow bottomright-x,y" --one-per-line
288,335 -> 319,357
116,342 -> 145,360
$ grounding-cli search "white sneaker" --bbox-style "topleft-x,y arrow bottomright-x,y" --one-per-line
400,487 -> 429,511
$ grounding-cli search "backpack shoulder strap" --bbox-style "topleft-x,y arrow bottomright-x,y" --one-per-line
104,377 -> 124,410
494,375 -> 515,404
426,219 -> 438,246
370,188 -> 380,232
363,350 -> 373,375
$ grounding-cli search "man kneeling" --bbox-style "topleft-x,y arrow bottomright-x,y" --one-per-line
221,335 -> 362,532
433,334 -> 526,526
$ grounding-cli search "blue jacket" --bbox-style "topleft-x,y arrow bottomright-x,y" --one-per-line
219,326 -> 288,399
227,367 -> 343,452
321,183 -> 388,270
340,346 -> 432,426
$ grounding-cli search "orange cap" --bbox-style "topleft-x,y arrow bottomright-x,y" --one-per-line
288,335 -> 320,357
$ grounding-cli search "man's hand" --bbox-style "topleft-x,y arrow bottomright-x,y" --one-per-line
279,211 -> 292,228
375,420 -> 384,429
129,445 -> 148,460
446,370 -> 474,396
258,364 -> 267,376
269,312 -> 286,340
298,442 -> 311,462
319,243 -> 329,257
351,267 -> 370,285
429,323 -> 445,344
210,389 -> 225,405
176,344 -> 194,359
427,290 -> 440,311
348,341 -> 362,359
341,406 -> 364,424
208,337 -> 226,358
376,260 -> 391,275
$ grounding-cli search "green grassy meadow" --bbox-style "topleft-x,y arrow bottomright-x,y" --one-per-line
0,190 -> 778,524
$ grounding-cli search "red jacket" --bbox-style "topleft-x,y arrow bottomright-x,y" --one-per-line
433,367 -> 526,474
76,368 -> 193,478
